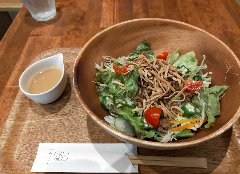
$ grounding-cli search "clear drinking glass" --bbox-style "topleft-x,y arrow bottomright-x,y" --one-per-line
21,0 -> 56,21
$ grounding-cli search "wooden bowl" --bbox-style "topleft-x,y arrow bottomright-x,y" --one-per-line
73,19 -> 240,149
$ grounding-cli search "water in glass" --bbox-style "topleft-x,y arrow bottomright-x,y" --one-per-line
21,0 -> 56,21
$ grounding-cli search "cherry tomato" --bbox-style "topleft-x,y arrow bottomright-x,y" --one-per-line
156,51 -> 168,60
113,64 -> 128,74
144,107 -> 162,128
185,80 -> 203,93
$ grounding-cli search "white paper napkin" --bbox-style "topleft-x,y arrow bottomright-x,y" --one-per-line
31,143 -> 138,173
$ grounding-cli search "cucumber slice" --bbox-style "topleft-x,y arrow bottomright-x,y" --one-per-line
114,117 -> 136,136
104,115 -> 116,126
175,129 -> 194,139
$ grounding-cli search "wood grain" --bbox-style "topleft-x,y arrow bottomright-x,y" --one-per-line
0,0 -> 22,11
128,155 -> 207,168
0,0 -> 240,173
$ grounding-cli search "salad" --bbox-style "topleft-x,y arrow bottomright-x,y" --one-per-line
94,40 -> 228,142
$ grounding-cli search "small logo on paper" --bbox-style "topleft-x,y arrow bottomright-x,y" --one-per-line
47,149 -> 69,164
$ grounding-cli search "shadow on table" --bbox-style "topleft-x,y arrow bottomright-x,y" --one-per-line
23,7 -> 63,27
86,116 -> 232,174
86,117 -> 137,173
86,116 -> 120,143
138,128 -> 232,174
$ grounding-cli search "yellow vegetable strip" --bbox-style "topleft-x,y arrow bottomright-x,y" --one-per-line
172,118 -> 208,124
172,118 -> 202,124
171,119 -> 208,132
172,123 -> 195,132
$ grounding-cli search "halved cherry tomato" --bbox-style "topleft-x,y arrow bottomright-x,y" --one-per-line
156,51 -> 168,60
113,64 -> 128,74
144,107 -> 162,128
185,80 -> 203,93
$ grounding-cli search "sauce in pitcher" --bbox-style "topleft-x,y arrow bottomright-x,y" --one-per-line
28,67 -> 62,94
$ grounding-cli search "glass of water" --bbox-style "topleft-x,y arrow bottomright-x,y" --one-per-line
21,0 -> 56,21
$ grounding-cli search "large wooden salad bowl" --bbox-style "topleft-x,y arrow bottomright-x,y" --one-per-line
73,19 -> 240,149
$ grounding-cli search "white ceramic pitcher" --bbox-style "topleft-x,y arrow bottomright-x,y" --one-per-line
19,53 -> 67,104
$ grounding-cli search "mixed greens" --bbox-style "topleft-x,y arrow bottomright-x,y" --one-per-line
95,40 -> 228,142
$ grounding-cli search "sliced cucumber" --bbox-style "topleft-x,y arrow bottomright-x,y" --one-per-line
104,115 -> 116,126
174,129 -> 194,139
114,117 -> 136,136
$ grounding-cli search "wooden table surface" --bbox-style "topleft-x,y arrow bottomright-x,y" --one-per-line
0,0 -> 240,173
0,0 -> 22,11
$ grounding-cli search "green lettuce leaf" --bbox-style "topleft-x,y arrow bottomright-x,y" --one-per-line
123,66 -> 139,98
99,95 -> 113,110
96,70 -> 114,84
202,85 -> 228,128
96,66 -> 139,98
172,51 -> 198,74
191,85 -> 228,128
201,85 -> 228,98
166,48 -> 180,64
96,67 -> 148,137
128,40 -> 155,61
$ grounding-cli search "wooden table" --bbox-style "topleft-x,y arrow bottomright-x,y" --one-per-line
0,0 -> 240,173
0,0 -> 22,11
